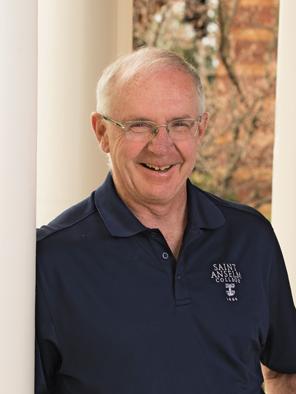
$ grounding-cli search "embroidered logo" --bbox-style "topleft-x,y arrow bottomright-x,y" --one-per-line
210,263 -> 242,302
225,283 -> 235,297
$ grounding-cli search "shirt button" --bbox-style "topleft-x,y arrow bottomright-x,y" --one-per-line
161,252 -> 169,260
176,274 -> 182,280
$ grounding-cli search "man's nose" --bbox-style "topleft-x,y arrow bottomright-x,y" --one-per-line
147,125 -> 174,152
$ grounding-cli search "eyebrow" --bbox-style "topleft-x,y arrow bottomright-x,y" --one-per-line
124,117 -> 153,122
123,115 -> 194,122
171,115 -> 194,120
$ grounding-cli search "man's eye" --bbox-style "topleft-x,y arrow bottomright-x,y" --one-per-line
132,122 -> 150,127
171,120 -> 192,129
128,122 -> 153,132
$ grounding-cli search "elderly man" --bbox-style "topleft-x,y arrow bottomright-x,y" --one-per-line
36,48 -> 296,393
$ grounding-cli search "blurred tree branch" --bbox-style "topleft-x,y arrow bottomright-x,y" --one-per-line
133,0 -> 278,217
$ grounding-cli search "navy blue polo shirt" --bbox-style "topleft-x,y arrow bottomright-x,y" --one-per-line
35,173 -> 296,394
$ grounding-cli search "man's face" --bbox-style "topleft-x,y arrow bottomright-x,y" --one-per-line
93,67 -> 207,209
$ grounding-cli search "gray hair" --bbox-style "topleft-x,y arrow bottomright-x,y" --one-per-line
96,47 -> 205,115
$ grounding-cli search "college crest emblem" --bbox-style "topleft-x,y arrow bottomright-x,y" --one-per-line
210,263 -> 242,302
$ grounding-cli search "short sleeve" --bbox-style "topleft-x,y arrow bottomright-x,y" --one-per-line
260,230 -> 296,373
35,278 -> 62,393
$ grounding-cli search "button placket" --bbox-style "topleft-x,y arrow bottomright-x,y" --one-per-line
174,257 -> 191,306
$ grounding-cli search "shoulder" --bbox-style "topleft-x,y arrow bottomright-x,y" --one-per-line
206,190 -> 269,223
192,183 -> 274,237
36,191 -> 110,276
37,192 -> 97,243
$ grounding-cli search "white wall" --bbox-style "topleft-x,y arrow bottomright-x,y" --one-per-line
272,0 -> 296,302
0,1 -> 37,392
37,0 -> 133,226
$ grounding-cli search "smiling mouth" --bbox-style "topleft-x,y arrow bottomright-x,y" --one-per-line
141,163 -> 174,172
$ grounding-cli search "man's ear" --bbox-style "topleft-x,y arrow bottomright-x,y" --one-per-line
198,112 -> 209,140
91,112 -> 110,153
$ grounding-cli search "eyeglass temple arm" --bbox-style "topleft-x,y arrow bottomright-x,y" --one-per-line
102,115 -> 125,129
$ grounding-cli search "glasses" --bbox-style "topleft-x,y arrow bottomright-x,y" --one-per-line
101,114 -> 202,141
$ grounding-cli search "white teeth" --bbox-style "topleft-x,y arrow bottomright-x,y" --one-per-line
145,163 -> 172,171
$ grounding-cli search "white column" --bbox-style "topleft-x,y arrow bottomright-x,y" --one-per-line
37,0 -> 133,226
0,1 -> 37,393
272,0 -> 296,302
117,0 -> 133,56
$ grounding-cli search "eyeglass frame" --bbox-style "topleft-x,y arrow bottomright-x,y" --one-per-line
100,114 -> 203,141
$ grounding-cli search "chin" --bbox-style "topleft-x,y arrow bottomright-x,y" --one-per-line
138,187 -> 179,205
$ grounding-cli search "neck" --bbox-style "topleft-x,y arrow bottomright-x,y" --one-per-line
115,185 -> 188,259
129,198 -> 187,229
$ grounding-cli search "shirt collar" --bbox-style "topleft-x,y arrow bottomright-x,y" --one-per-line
94,173 -> 225,237
94,173 -> 146,237
187,179 -> 225,231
